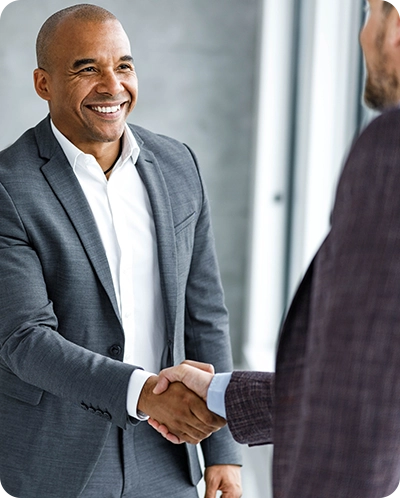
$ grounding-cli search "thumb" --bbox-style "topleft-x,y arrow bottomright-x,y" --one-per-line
183,360 -> 215,374
152,374 -> 170,394
152,366 -> 186,394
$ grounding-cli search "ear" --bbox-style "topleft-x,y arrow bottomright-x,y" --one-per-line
33,68 -> 52,102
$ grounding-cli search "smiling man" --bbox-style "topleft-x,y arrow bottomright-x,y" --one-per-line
0,4 -> 241,498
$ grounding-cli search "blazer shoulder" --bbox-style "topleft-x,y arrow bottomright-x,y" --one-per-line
128,123 -> 194,158
355,107 -> 400,150
0,126 -> 38,160
337,107 -> 400,194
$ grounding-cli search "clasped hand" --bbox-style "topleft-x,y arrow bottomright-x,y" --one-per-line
139,360 -> 221,445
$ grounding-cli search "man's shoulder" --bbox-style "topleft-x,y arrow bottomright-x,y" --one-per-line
0,127 -> 39,176
127,123 -> 190,155
0,117 -> 49,163
0,127 -> 37,157
343,107 -> 400,178
0,118 -> 52,184
357,107 -> 400,147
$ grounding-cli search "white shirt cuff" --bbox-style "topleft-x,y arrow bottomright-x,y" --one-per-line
207,372 -> 232,419
126,369 -> 156,420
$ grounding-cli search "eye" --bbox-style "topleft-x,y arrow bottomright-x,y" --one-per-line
118,64 -> 134,71
80,67 -> 97,73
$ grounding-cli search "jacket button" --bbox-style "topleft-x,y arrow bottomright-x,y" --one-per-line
109,345 -> 122,357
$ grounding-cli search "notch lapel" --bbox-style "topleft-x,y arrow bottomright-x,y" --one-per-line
35,118 -> 121,322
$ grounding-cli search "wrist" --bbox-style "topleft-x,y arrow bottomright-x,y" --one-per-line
137,375 -> 158,416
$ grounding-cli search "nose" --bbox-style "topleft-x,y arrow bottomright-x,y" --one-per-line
96,70 -> 124,96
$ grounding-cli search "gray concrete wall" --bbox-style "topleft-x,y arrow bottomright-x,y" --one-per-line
0,0 -> 260,363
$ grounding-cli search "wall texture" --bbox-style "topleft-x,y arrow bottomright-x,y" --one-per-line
0,0 -> 261,363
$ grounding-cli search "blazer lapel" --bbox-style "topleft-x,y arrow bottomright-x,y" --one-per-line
134,147 -> 178,340
35,118 -> 121,322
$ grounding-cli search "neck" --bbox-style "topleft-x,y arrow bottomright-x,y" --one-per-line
81,139 -> 123,172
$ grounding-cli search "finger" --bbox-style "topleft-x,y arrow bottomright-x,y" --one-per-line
190,405 -> 226,431
148,418 -> 168,436
147,418 -> 159,429
152,374 -> 171,394
148,419 -> 196,444
182,359 -> 215,374
204,482 -> 218,498
152,365 -> 188,394
163,433 -> 184,444
150,409 -> 213,443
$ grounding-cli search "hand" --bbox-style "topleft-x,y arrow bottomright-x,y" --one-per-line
153,360 -> 215,400
138,375 -> 225,445
148,361 -> 221,444
204,465 -> 242,498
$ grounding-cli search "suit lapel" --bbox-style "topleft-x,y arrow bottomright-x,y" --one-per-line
35,118 -> 121,322
134,147 -> 178,340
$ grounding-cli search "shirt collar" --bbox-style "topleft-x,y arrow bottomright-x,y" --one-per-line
50,120 -> 141,172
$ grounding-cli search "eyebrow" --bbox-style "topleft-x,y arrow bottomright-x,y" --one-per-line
72,55 -> 134,70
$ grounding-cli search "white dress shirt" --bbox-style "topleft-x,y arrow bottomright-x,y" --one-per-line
51,121 -> 164,419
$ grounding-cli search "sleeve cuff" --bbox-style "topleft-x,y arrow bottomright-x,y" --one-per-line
126,369 -> 156,420
207,372 -> 232,419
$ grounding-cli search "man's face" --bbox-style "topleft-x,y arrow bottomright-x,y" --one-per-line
360,0 -> 399,110
34,18 -> 138,151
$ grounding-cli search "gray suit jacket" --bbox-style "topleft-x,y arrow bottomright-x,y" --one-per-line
225,109 -> 400,497
0,116 -> 241,497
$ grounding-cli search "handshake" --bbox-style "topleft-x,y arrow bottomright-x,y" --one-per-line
138,360 -> 223,445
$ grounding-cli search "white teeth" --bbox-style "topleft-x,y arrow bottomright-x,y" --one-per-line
92,104 -> 121,113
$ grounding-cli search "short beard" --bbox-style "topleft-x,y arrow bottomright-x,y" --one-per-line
364,67 -> 399,111
363,23 -> 400,111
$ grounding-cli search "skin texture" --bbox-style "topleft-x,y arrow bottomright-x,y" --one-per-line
360,0 -> 400,110
33,13 -> 242,496
138,375 -> 225,445
34,17 -> 138,171
149,360 -> 218,444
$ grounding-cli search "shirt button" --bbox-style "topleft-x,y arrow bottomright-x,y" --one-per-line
109,345 -> 122,357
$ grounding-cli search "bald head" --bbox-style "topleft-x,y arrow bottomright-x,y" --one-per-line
36,4 -> 118,70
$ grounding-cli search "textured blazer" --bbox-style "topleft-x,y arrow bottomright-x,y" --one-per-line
0,116 -> 240,497
225,108 -> 400,498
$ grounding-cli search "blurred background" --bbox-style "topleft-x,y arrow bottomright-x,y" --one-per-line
0,0 -> 387,496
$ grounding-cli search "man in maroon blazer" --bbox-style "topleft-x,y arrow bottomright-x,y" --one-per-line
150,1 -> 400,497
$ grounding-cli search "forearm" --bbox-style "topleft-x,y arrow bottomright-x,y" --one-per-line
225,371 -> 275,446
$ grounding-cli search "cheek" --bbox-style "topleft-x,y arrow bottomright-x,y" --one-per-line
360,27 -> 375,66
360,21 -> 370,52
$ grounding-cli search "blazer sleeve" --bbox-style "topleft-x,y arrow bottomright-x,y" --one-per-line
182,147 -> 242,467
0,180 -> 136,430
225,371 -> 274,446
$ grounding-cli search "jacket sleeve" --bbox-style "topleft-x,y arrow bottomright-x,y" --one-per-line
0,180 -> 136,429
225,371 -> 274,446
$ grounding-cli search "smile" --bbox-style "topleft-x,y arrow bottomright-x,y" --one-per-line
90,104 -> 122,114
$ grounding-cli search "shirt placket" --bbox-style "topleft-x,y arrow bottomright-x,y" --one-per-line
107,170 -> 136,365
